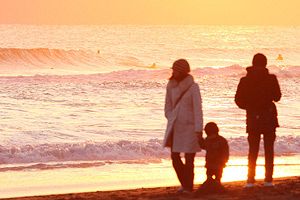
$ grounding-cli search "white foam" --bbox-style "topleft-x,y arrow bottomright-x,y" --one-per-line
0,136 -> 299,165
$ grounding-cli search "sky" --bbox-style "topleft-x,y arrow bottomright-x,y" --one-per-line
0,0 -> 299,25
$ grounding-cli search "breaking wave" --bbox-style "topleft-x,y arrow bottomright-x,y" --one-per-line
0,48 -> 299,77
0,48 -> 147,72
0,136 -> 299,167
0,48 -> 105,67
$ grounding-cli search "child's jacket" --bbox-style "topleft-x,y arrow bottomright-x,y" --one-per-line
200,135 -> 229,169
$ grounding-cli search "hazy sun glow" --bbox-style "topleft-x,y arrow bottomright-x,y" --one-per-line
0,0 -> 299,25
1,156 -> 299,198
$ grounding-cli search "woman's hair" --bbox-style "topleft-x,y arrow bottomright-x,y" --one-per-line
172,59 -> 190,74
169,59 -> 190,80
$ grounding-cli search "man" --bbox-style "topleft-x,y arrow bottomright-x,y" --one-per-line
235,53 -> 281,187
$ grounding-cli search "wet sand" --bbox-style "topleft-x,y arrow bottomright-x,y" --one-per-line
3,176 -> 300,200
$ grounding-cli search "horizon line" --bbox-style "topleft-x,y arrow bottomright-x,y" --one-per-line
0,23 -> 299,27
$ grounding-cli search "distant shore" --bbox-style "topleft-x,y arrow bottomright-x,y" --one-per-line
3,176 -> 299,200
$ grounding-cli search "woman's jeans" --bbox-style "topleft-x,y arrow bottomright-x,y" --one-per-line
171,152 -> 196,191
247,131 -> 276,183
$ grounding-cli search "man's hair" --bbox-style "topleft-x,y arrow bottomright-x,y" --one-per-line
252,53 -> 267,67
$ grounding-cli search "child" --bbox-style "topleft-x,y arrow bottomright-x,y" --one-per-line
197,122 -> 229,194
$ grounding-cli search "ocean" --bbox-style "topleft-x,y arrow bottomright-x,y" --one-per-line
0,25 -> 299,198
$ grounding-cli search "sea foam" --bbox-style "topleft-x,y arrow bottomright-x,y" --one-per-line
0,136 -> 299,165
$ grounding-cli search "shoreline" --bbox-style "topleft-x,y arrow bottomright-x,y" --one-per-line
1,156 -> 300,199
3,176 -> 300,200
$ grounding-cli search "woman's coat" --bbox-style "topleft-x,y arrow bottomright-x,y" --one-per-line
163,75 -> 203,153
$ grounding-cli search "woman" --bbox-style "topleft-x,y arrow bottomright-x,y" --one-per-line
163,59 -> 203,193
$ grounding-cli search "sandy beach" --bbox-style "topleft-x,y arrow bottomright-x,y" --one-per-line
2,176 -> 299,200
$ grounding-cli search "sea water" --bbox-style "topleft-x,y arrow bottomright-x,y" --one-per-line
0,25 -> 299,198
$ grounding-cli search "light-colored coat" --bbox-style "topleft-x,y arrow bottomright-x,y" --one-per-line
163,75 -> 203,153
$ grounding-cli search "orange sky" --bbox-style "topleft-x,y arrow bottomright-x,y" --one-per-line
0,0 -> 299,25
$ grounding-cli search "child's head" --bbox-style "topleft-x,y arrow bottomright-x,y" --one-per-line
204,122 -> 219,137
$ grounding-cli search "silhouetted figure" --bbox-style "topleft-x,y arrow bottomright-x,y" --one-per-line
235,53 -> 281,187
276,54 -> 283,61
150,63 -> 156,68
197,122 -> 229,195
163,59 -> 203,193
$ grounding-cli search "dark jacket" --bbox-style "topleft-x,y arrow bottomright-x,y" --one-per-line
235,66 -> 281,132
199,135 -> 229,169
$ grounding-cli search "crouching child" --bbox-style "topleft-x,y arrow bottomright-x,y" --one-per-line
197,122 -> 229,194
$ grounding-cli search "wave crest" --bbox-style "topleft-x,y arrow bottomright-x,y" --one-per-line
1,48 -> 299,78
0,48 -> 111,69
0,136 -> 299,165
